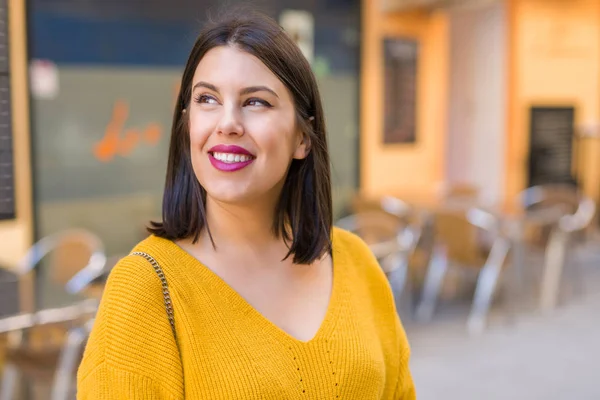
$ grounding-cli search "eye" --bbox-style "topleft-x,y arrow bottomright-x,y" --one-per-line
245,98 -> 272,108
194,94 -> 219,105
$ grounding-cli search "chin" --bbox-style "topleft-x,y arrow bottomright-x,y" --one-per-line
198,172 -> 285,207
207,192 -> 250,205
203,183 -> 257,205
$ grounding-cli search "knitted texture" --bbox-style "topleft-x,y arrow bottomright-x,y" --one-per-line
77,228 -> 415,399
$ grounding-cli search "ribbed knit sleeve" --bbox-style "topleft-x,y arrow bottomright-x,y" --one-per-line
334,229 -> 417,399
77,255 -> 184,400
394,314 -> 416,400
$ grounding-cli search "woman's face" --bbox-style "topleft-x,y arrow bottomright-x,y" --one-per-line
188,45 -> 308,206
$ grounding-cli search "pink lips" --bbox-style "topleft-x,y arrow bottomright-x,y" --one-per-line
207,144 -> 255,172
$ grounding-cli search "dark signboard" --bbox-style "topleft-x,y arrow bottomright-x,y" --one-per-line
528,106 -> 576,187
383,37 -> 418,144
0,0 -> 14,220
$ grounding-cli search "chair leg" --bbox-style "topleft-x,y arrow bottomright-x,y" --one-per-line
416,245 -> 448,322
571,247 -> 586,301
385,253 -> 410,316
0,364 -> 19,400
387,254 -> 408,297
51,321 -> 93,400
467,238 -> 511,335
509,228 -> 526,301
540,229 -> 569,313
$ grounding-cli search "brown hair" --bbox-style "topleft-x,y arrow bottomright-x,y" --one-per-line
148,9 -> 332,264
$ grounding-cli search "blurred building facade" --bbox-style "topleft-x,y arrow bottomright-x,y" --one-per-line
1,0 -> 599,267
365,0 -> 600,208
1,0 -> 361,261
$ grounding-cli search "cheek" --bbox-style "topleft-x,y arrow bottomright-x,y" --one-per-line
188,112 -> 213,149
249,114 -> 298,155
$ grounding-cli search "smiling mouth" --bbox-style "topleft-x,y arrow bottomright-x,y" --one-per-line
210,151 -> 255,164
208,151 -> 256,172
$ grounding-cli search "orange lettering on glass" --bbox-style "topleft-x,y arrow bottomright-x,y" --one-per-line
93,100 -> 164,162
94,82 -> 181,162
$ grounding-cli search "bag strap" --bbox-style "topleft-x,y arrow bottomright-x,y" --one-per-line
130,251 -> 177,341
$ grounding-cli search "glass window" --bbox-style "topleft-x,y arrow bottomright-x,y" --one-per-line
28,0 -> 360,264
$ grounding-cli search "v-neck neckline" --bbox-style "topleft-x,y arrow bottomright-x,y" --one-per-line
162,229 -> 346,345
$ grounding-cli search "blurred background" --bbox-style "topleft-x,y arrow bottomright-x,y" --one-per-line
0,0 -> 599,398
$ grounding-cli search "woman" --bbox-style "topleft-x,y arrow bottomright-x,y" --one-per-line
77,9 -> 415,400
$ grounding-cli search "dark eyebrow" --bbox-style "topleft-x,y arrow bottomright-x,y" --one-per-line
192,81 -> 219,92
192,82 -> 278,99
240,86 -> 279,98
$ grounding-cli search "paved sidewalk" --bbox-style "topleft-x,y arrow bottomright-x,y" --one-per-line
407,243 -> 600,400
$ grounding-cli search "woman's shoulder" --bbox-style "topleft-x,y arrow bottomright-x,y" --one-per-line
78,236 -> 183,397
105,235 -> 192,301
102,258 -> 159,310
90,235 -> 180,351
332,227 -> 386,281
103,235 -> 176,299
332,227 -> 378,264
332,227 -> 397,313
113,233 -> 181,271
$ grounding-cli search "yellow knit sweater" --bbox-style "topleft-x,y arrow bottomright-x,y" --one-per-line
77,228 -> 415,399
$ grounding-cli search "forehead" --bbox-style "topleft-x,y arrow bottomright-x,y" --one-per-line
193,46 -> 283,89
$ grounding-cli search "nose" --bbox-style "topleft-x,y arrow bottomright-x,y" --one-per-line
216,104 -> 244,137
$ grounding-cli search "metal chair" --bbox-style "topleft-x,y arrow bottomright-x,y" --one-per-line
0,229 -> 107,400
437,182 -> 480,202
336,197 -> 422,313
519,184 -> 597,312
415,206 -> 511,335
50,319 -> 95,400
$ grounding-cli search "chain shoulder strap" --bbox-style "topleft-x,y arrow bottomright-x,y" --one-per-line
130,251 -> 177,341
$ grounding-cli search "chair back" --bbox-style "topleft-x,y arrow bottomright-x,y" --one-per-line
432,206 -> 503,267
559,194 -> 596,233
520,184 -> 578,214
16,229 -> 107,297
337,195 -> 424,275
336,210 -> 403,257
438,182 -> 479,201
519,184 -> 596,236
433,208 -> 480,266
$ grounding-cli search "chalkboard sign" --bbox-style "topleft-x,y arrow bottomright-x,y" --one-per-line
383,37 -> 418,144
528,106 -> 576,187
0,0 -> 14,220
0,267 -> 19,317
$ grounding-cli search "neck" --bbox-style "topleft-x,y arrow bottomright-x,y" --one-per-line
200,195 -> 284,254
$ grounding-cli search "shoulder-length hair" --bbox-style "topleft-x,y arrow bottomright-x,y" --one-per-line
149,9 -> 332,264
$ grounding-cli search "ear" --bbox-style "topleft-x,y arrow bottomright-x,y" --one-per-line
293,117 -> 313,160
293,132 -> 311,160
